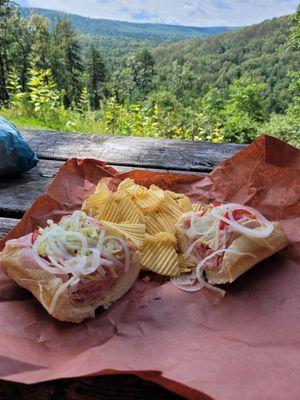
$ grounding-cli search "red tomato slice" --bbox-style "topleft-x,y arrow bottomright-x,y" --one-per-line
219,209 -> 255,230
212,201 -> 223,207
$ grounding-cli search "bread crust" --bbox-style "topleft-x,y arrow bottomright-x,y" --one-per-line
177,219 -> 288,285
205,222 -> 287,284
0,230 -> 140,323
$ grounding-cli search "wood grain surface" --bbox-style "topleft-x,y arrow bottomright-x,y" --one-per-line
20,128 -> 243,172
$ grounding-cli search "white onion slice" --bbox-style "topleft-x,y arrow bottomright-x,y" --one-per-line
33,237 -> 67,275
211,203 -> 273,238
48,276 -> 76,314
171,277 -> 205,292
195,264 -> 226,296
32,211 -> 132,299
104,236 -> 130,272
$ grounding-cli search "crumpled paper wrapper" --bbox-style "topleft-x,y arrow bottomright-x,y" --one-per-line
1,135 -> 300,400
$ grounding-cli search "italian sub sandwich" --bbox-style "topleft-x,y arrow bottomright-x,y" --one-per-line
173,203 -> 288,293
0,211 -> 140,323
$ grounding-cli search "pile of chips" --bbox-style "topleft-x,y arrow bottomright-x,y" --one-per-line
82,178 -> 202,276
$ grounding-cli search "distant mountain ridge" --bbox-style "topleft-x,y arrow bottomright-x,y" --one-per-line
21,7 -> 237,41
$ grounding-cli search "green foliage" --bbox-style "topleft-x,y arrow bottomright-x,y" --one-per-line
112,49 -> 156,103
0,1 -> 299,148
7,69 -> 27,110
86,46 -> 107,109
27,66 -> 60,114
52,18 -> 84,107
288,5 -> 300,50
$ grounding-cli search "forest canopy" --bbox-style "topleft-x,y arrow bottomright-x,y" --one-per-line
0,1 -> 299,145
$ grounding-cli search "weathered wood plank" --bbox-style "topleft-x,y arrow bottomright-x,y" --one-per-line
20,129 -> 244,172
0,217 -> 18,238
0,159 -> 204,218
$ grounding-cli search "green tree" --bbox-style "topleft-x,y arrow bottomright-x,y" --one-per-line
52,18 -> 83,107
0,0 -> 15,104
288,5 -> 300,50
28,13 -> 52,71
168,61 -> 196,102
134,49 -> 155,96
86,46 -> 107,109
222,76 -> 268,142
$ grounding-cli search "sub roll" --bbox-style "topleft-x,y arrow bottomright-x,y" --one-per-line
173,203 -> 288,293
0,211 -> 140,323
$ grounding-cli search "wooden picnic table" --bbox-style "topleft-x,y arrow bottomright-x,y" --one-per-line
0,129 -> 244,400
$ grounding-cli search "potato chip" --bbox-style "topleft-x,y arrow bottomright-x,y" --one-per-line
118,178 -> 140,195
87,176 -> 199,277
160,193 -> 183,220
192,202 -> 207,213
149,184 -> 165,202
144,214 -> 163,235
95,179 -> 110,194
176,196 -> 192,213
117,195 -> 145,224
99,220 -> 145,248
133,188 -> 163,213
144,232 -> 176,245
164,190 -> 186,200
94,193 -> 124,223
82,190 -> 109,212
141,234 -> 180,276
154,211 -> 177,234
92,192 -> 144,225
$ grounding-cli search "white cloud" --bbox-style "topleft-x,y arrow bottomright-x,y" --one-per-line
22,0 -> 299,26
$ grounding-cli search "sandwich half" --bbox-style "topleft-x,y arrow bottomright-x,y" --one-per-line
174,203 -> 287,290
0,211 -> 140,323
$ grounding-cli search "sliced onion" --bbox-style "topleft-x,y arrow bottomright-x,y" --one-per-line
184,239 -> 202,258
195,264 -> 226,296
171,276 -> 205,292
104,236 -> 130,272
81,248 -> 100,275
33,211 -> 132,305
176,211 -> 195,230
196,248 -> 227,271
32,237 -> 67,275
48,276 -> 76,314
211,203 -> 273,238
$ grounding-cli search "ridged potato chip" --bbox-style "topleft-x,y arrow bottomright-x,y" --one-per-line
164,190 -> 185,200
133,188 -> 163,213
92,192 -> 144,225
160,193 -> 183,220
95,180 -> 110,194
118,178 -> 140,195
141,234 -> 180,276
100,220 -> 145,248
154,210 -> 177,234
144,232 -> 177,245
144,214 -> 163,235
176,196 -> 192,213
192,202 -> 207,213
85,176 -> 198,278
82,190 -> 109,212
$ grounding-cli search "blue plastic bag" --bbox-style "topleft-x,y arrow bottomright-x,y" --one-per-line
0,117 -> 38,176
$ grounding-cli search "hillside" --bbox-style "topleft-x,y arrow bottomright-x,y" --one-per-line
21,7 -> 235,40
1,1 -> 299,146
153,15 -> 299,113
21,7 -> 237,64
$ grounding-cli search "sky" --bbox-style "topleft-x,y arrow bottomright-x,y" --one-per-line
16,0 -> 299,27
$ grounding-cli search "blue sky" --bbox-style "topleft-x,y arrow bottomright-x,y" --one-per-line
16,0 -> 299,26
